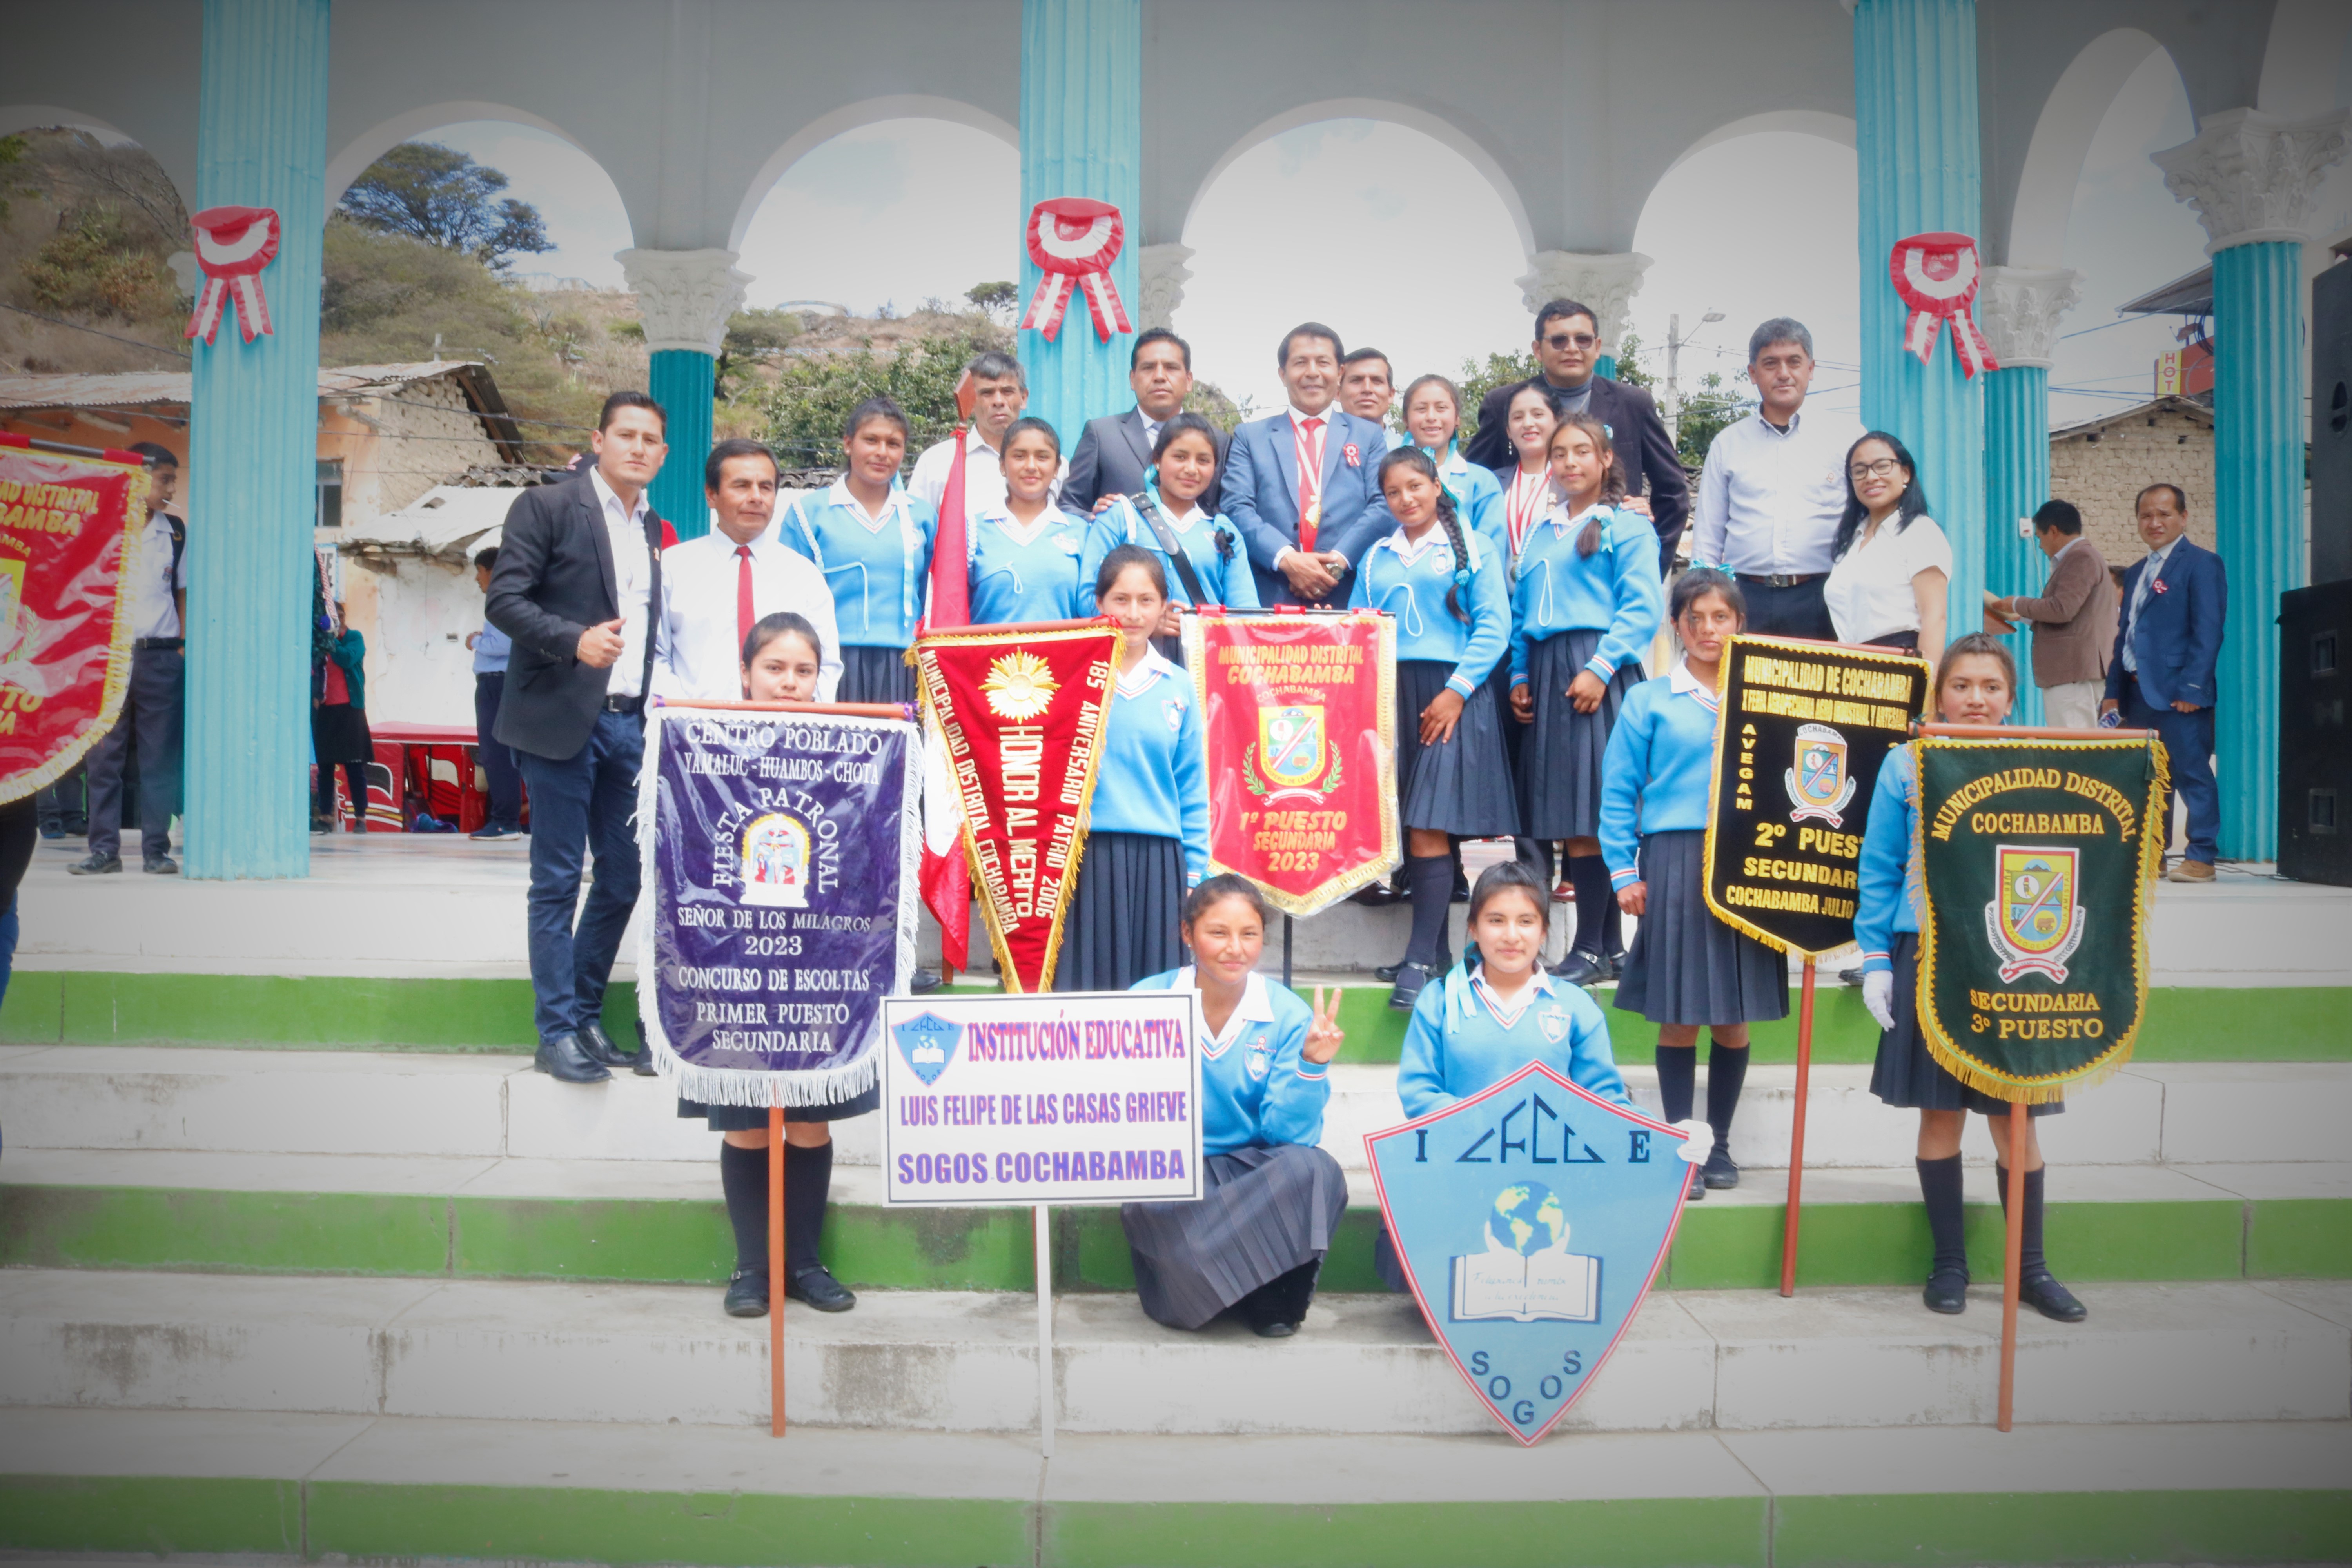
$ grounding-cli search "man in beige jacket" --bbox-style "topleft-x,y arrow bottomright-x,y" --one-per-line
1987,499 -> 2116,728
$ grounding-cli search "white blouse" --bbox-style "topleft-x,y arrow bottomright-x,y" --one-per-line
1824,513 -> 1952,643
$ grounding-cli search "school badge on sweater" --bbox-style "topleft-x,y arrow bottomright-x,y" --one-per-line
1367,1061 -> 1690,1445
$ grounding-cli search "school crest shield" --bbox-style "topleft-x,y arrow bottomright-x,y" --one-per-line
1367,1059 -> 1690,1446
1783,722 -> 1858,826
1256,703 -> 1328,793
892,1011 -> 962,1087
1985,844 -> 2085,983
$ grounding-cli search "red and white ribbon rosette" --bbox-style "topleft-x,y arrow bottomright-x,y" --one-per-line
1889,232 -> 1998,379
1017,197 -> 1132,343
185,206 -> 281,344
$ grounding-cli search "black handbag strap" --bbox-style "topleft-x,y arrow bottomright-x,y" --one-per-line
1129,490 -> 1212,607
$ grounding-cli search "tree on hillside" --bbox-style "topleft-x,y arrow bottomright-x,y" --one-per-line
338,143 -> 555,272
1674,369 -> 1752,465
755,319 -> 1012,467
966,281 -> 1017,324
1454,349 -> 1537,445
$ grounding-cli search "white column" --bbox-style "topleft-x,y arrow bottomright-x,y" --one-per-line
1515,250 -> 1651,367
1136,243 -> 1193,334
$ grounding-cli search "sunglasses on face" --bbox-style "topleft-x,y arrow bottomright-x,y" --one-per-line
1543,333 -> 1599,351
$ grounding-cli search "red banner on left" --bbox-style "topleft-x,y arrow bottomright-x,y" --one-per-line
0,437 -> 146,804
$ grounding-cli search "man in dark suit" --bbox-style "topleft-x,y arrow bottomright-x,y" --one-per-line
487,391 -> 674,1082
1463,298 -> 1689,564
2102,483 -> 2227,882
1063,327 -> 1221,516
1223,322 -> 1394,606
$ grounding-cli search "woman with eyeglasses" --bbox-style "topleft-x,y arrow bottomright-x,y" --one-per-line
1822,432 -> 1950,666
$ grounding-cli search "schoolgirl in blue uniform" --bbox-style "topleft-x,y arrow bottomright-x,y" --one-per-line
1511,414 -> 1665,985
1399,375 -> 1503,551
1600,568 -> 1788,1200
1856,632 -> 2086,1323
1080,412 -> 1258,661
967,416 -> 1089,625
1122,875 -> 1350,1335
1353,446 -> 1516,1010
688,613 -> 867,1320
1055,544 -> 1209,992
779,396 -> 936,704
1377,861 -> 1707,1289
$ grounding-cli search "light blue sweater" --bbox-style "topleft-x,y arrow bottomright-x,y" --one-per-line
1599,664 -> 1723,888
1131,968 -> 1331,1156
968,506 -> 1091,625
779,482 -> 936,648
1348,523 -> 1510,696
1397,959 -> 1631,1118
1081,494 -> 1261,612
1088,652 -> 1209,882
1507,503 -> 1665,685
1853,744 -> 1926,975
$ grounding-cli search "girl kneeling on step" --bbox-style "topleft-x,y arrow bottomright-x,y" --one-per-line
1121,875 -> 1349,1337
690,613 -> 865,1320
1854,632 -> 2086,1323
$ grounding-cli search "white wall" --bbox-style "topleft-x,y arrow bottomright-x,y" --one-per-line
343,555 -> 486,730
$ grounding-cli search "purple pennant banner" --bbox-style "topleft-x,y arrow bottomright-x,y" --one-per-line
636,704 -> 920,1109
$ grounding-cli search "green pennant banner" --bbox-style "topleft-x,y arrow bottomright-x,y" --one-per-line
1915,735 -> 2170,1102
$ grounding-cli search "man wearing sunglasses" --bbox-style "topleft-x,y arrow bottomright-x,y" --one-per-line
1463,297 -> 1688,566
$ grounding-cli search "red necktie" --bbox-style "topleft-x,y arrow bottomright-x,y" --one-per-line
1295,416 -> 1325,550
735,544 -> 755,653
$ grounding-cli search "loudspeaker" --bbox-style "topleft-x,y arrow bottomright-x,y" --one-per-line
2278,579 -> 2351,886
2313,261 -> 2352,586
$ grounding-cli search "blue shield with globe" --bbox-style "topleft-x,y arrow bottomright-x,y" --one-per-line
1367,1060 -> 1692,1445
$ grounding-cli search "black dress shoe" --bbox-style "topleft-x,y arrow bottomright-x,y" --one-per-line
631,1042 -> 659,1077
67,853 -> 121,875
534,1033 -> 611,1083
1684,1166 -> 1707,1202
2019,1271 -> 2087,1323
723,1269 -> 769,1318
1702,1147 -> 1740,1190
1550,948 -> 1613,986
1450,870 -> 1470,903
785,1265 -> 856,1312
575,1021 -> 630,1067
143,854 -> 179,875
1387,962 -> 1433,1012
1923,1265 -> 1969,1314
1375,948 -> 1449,984
1251,1319 -> 1299,1339
910,967 -> 943,994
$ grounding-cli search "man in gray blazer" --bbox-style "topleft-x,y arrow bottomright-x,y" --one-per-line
1062,327 -> 1220,515
1987,499 -> 2115,729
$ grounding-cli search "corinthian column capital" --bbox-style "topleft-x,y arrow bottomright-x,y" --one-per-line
2153,107 -> 2350,253
1515,251 -> 1651,355
617,247 -> 752,356
1977,267 -> 2083,370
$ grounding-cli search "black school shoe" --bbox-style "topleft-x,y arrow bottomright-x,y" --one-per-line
1387,962 -> 1433,1012
786,1264 -> 856,1312
1684,1166 -> 1707,1202
1375,947 -> 1450,984
1550,948 -> 1614,987
67,853 -> 121,875
1924,1265 -> 1969,1314
723,1269 -> 769,1318
2019,1271 -> 2088,1323
1702,1147 -> 1740,1189
143,854 -> 180,875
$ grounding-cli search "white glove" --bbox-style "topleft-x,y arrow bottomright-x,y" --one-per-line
1666,1120 -> 1708,1163
1862,969 -> 1897,1033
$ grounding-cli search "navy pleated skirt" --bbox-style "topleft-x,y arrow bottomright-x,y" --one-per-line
679,1081 -> 881,1132
1054,829 -> 1185,993
837,644 -> 916,706
1870,931 -> 2062,1118
1613,829 -> 1790,1025
1518,628 -> 1643,841
1122,1142 -> 1349,1330
1395,659 -> 1518,838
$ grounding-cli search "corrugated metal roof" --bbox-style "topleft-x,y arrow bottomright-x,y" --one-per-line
345,483 -> 521,556
2048,394 -> 2214,442
0,362 -> 482,410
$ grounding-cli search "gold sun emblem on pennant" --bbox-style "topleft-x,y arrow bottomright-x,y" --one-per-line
981,651 -> 1059,720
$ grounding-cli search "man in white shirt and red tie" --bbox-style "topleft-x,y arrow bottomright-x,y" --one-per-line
907,350 -> 1064,517
652,439 -> 841,704
1224,322 -> 1394,607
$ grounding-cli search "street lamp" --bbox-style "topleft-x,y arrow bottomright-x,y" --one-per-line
1666,310 -> 1726,441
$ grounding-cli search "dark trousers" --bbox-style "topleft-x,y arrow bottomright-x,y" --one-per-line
315,759 -> 367,824
86,644 -> 183,861
1734,575 -> 1834,641
514,708 -> 644,1045
474,672 -> 524,829
2121,676 -> 2218,864
37,761 -> 86,835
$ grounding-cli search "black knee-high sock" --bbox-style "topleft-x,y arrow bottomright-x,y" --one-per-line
1235,1260 -> 1321,1328
718,1140 -> 770,1276
1996,1164 -> 2050,1279
1601,885 -> 1624,957
1917,1154 -> 1967,1276
784,1140 -> 833,1274
1516,837 -> 1555,888
1654,1043 -> 1696,1126
1705,1040 -> 1749,1152
1566,854 -> 1612,956
1403,854 -> 1454,967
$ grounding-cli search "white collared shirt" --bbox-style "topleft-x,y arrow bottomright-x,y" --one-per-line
128,508 -> 187,641
651,523 -> 843,702
975,503 -> 1062,552
1669,655 -> 1720,711
1823,512 -> 1952,644
1691,405 -> 1865,577
2122,535 -> 2181,673
1172,964 -> 1276,1051
909,427 -> 1066,518
590,466 -> 657,699
1274,402 -> 1347,571
1467,964 -> 1557,1028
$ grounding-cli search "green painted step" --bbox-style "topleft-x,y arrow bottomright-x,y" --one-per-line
3,1181 -> 2337,1293
5,969 -> 2346,1062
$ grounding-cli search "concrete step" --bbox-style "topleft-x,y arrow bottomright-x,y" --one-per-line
2,1268 -> 2344,1437
5,1146 -> 2343,1292
5,1043 -> 2345,1172
4,1405 -> 2346,1568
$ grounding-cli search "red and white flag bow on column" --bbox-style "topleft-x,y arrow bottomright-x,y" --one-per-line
1889,232 -> 1999,379
185,206 -> 282,344
1017,197 -> 1132,343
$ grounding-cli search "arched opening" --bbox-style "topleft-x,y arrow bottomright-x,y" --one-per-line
1629,119 -> 1861,438
0,118 -> 191,383
1178,114 -> 1529,413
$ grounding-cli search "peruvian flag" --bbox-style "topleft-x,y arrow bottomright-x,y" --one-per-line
919,374 -> 978,974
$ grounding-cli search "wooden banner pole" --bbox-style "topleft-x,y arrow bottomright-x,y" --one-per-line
1779,957 -> 1817,1297
768,1107 -> 786,1438
1997,1100 -> 2027,1433
1034,1203 -> 1056,1457
1282,914 -> 1294,991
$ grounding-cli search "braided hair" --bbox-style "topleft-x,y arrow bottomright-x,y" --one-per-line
1378,445 -> 1474,623
1549,412 -> 1628,557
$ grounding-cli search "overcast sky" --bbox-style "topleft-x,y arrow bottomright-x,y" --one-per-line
425,38 -> 2352,434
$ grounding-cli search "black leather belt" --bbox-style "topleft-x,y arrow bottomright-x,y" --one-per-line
1735,572 -> 1822,589
133,637 -> 183,651
603,694 -> 643,714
